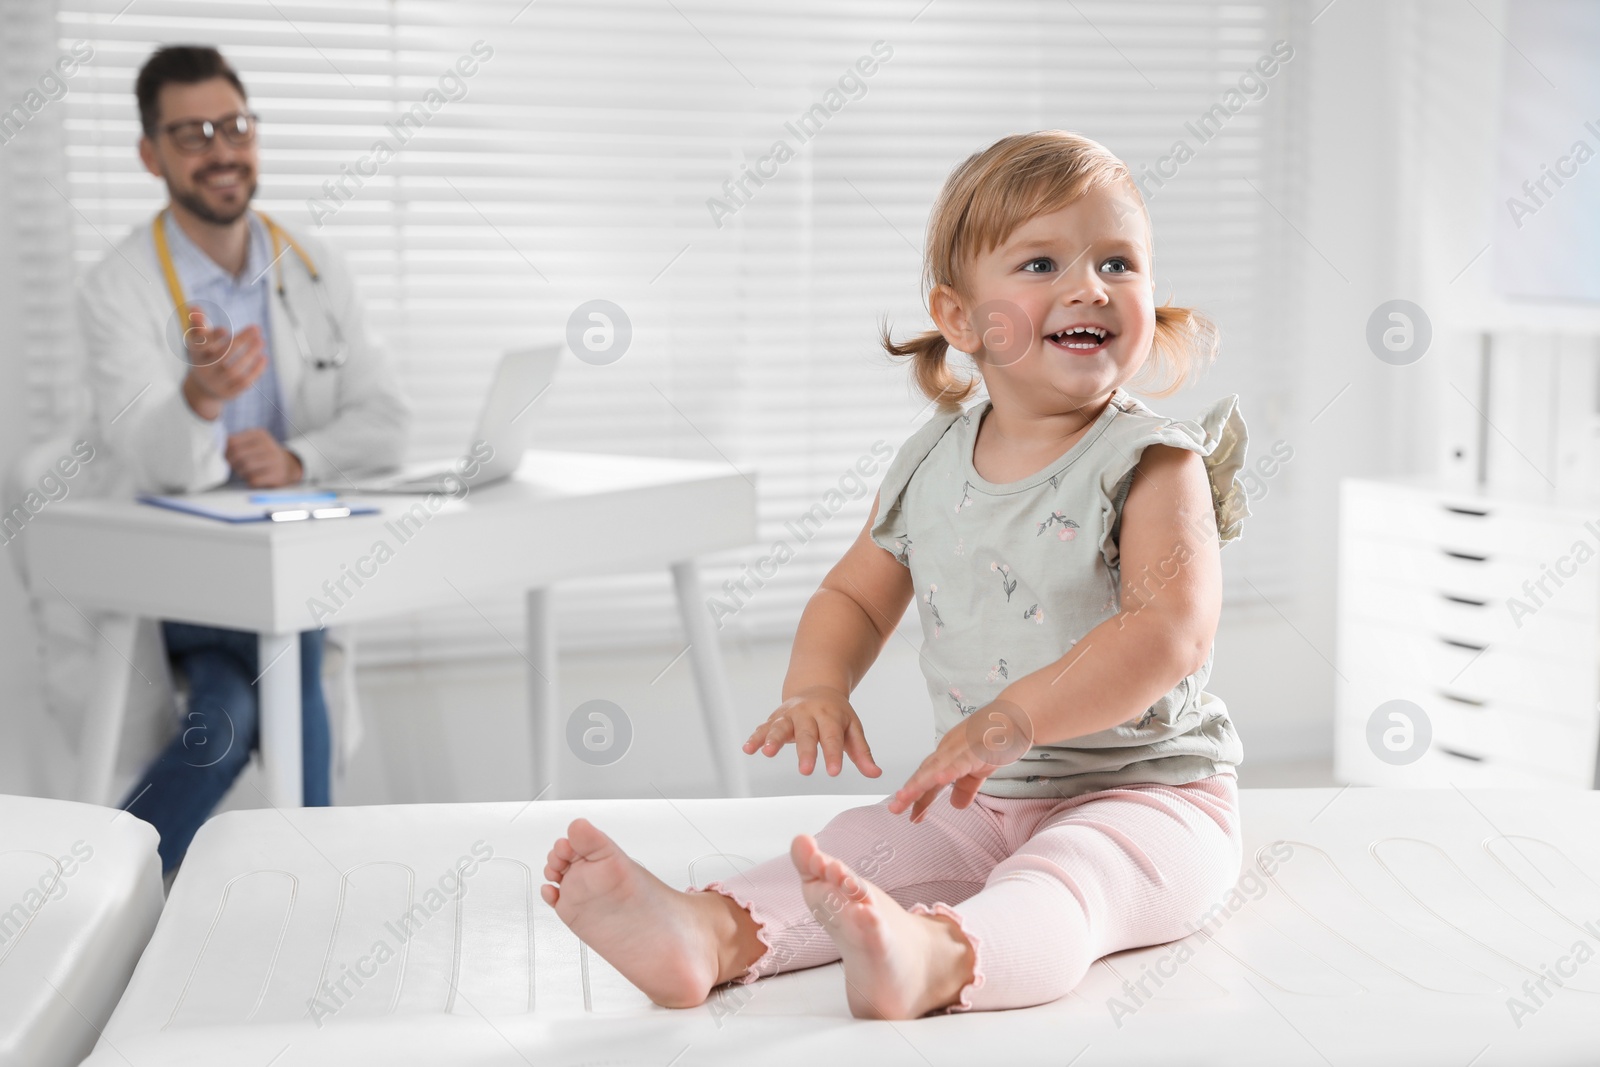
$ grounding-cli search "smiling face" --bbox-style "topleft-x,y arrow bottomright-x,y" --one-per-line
929,181 -> 1156,411
138,77 -> 259,226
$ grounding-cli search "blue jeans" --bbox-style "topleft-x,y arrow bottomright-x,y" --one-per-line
122,622 -> 332,872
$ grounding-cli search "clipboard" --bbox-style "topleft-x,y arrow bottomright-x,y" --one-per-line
137,491 -> 379,524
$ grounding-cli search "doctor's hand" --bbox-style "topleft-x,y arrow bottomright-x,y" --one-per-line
225,429 -> 303,488
180,309 -> 267,422
744,685 -> 882,778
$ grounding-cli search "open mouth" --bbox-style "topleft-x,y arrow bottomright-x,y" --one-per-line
197,168 -> 247,191
1045,325 -> 1114,353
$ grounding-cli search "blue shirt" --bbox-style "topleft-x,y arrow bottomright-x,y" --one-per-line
161,211 -> 288,458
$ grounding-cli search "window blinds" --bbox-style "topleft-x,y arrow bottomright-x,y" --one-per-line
20,0 -> 1301,663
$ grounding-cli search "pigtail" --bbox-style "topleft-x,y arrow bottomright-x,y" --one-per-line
880,319 -> 979,410
1131,302 -> 1220,398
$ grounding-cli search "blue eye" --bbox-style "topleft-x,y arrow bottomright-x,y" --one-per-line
1022,257 -> 1054,273
1100,257 -> 1131,274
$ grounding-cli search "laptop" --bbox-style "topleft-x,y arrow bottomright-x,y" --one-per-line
349,343 -> 561,494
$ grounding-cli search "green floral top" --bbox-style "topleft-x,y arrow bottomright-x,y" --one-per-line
871,387 -> 1251,800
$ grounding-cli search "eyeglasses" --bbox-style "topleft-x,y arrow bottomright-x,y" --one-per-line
159,111 -> 259,154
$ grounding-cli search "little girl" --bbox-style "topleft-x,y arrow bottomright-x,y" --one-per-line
542,130 -> 1251,1018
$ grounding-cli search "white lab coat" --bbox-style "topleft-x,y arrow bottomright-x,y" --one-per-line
34,212 -> 410,800
78,214 -> 410,493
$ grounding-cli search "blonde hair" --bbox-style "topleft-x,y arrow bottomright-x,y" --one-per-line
881,130 -> 1218,408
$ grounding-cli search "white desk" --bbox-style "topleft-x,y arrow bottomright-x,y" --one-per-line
28,450 -> 757,808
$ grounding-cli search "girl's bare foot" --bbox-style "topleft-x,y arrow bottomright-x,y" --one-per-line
790,833 -> 976,1019
542,818 -> 765,1008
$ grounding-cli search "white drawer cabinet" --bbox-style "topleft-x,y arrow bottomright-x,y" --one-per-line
1334,478 -> 1600,788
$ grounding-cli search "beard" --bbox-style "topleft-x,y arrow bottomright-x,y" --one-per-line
171,165 -> 257,225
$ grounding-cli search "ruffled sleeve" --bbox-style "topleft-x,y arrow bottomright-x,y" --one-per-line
870,407 -> 965,567
1097,393 -> 1250,571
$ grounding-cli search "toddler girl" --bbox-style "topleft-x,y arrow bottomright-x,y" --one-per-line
541,130 -> 1250,1018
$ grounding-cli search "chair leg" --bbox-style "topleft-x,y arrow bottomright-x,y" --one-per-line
670,559 -> 751,797
78,613 -> 137,807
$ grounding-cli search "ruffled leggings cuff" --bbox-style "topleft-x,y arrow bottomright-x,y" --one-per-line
696,882 -> 778,985
908,901 -> 985,1013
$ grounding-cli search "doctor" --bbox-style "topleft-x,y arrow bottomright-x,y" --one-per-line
78,45 -> 408,874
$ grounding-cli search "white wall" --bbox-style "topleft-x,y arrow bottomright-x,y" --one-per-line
1258,0 -> 1579,772
0,161 -> 48,796
4,1 -> 1520,803
1182,0 -> 1416,771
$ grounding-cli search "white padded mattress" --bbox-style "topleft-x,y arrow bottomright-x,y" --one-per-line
86,788 -> 1600,1066
0,793 -> 163,1067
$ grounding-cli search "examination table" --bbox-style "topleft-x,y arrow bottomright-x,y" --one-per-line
0,794 -> 163,1067
72,788 -> 1600,1066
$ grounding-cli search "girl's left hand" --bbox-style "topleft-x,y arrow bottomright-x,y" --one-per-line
888,700 -> 1034,823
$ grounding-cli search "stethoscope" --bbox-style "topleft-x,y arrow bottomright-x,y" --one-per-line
152,207 -> 349,371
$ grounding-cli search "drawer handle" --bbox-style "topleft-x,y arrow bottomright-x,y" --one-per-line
1441,593 -> 1488,608
1438,689 -> 1486,707
1438,746 -> 1485,763
1440,636 -> 1488,652
1442,549 -> 1490,563
1442,504 -> 1491,518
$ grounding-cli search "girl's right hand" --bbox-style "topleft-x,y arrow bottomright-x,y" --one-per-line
743,685 -> 883,778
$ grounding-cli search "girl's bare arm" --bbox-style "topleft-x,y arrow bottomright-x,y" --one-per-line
999,445 -> 1221,745
745,491 -> 915,776
782,490 -> 915,699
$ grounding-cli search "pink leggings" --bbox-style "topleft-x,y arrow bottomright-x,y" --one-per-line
696,771 -> 1241,1013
